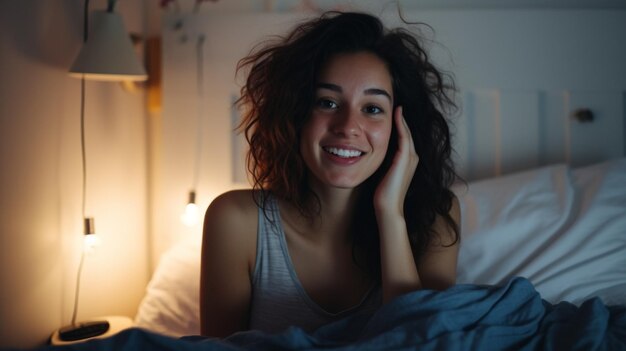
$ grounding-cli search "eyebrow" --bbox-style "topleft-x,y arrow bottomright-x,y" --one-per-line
316,83 -> 392,102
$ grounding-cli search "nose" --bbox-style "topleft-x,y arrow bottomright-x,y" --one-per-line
331,107 -> 362,137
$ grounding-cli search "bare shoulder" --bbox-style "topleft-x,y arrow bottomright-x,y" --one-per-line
206,189 -> 259,219
429,194 -> 461,248
417,195 -> 461,290
203,189 -> 259,266
205,189 -> 258,231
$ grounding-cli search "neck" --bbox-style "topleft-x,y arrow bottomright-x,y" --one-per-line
282,183 -> 362,246
316,187 -> 359,217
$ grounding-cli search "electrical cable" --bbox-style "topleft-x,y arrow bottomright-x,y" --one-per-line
192,34 -> 205,191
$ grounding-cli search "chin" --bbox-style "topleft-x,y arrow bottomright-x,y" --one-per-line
323,176 -> 368,189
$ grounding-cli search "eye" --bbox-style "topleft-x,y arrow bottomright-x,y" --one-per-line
315,98 -> 338,110
363,105 -> 384,115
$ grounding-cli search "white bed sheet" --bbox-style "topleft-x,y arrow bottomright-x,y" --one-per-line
134,158 -> 626,337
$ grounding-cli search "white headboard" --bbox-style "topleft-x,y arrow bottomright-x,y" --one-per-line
455,89 -> 624,180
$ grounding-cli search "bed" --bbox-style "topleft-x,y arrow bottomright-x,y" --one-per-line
94,157 -> 621,350
32,158 -> 626,350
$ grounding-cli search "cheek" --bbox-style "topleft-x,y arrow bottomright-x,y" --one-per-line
371,125 -> 392,157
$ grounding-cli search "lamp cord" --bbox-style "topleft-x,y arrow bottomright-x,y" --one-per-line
192,35 -> 205,190
70,0 -> 90,327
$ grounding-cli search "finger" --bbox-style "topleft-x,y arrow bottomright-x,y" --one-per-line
394,106 -> 408,144
399,113 -> 419,171
395,106 -> 416,154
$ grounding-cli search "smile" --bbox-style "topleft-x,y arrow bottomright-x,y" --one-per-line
323,147 -> 363,158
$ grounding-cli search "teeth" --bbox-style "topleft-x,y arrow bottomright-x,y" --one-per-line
324,147 -> 363,158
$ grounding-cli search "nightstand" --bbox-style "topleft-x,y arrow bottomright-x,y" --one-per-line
50,315 -> 134,346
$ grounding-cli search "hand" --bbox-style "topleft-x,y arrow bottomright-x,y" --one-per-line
373,106 -> 419,217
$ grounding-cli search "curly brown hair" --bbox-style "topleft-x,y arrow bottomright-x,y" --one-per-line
236,11 -> 460,276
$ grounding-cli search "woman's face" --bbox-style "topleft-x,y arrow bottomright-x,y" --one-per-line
300,51 -> 394,190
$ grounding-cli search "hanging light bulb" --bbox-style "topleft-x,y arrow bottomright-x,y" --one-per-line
83,217 -> 101,253
180,190 -> 200,227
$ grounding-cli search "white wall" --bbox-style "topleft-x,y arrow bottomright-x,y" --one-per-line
0,1 -> 149,348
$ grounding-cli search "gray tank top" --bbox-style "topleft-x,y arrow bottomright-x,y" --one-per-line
248,194 -> 382,334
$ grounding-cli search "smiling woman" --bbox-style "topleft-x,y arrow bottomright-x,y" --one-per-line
301,52 -> 394,189
200,11 -> 460,338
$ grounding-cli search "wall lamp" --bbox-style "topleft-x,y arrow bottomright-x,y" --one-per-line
69,0 -> 147,81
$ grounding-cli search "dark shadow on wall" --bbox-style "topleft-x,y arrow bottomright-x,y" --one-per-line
0,0 -> 83,70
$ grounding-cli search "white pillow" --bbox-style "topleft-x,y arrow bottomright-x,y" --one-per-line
456,159 -> 626,306
455,163 -> 575,285
134,234 -> 202,337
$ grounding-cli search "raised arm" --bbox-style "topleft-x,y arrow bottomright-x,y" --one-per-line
376,197 -> 460,302
374,106 -> 460,303
200,191 -> 257,337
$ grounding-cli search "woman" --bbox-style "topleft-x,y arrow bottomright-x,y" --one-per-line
200,11 -> 460,338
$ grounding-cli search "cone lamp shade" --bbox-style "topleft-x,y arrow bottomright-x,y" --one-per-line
69,11 -> 147,81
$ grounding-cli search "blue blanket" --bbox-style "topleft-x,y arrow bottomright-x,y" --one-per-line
23,278 -> 626,350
